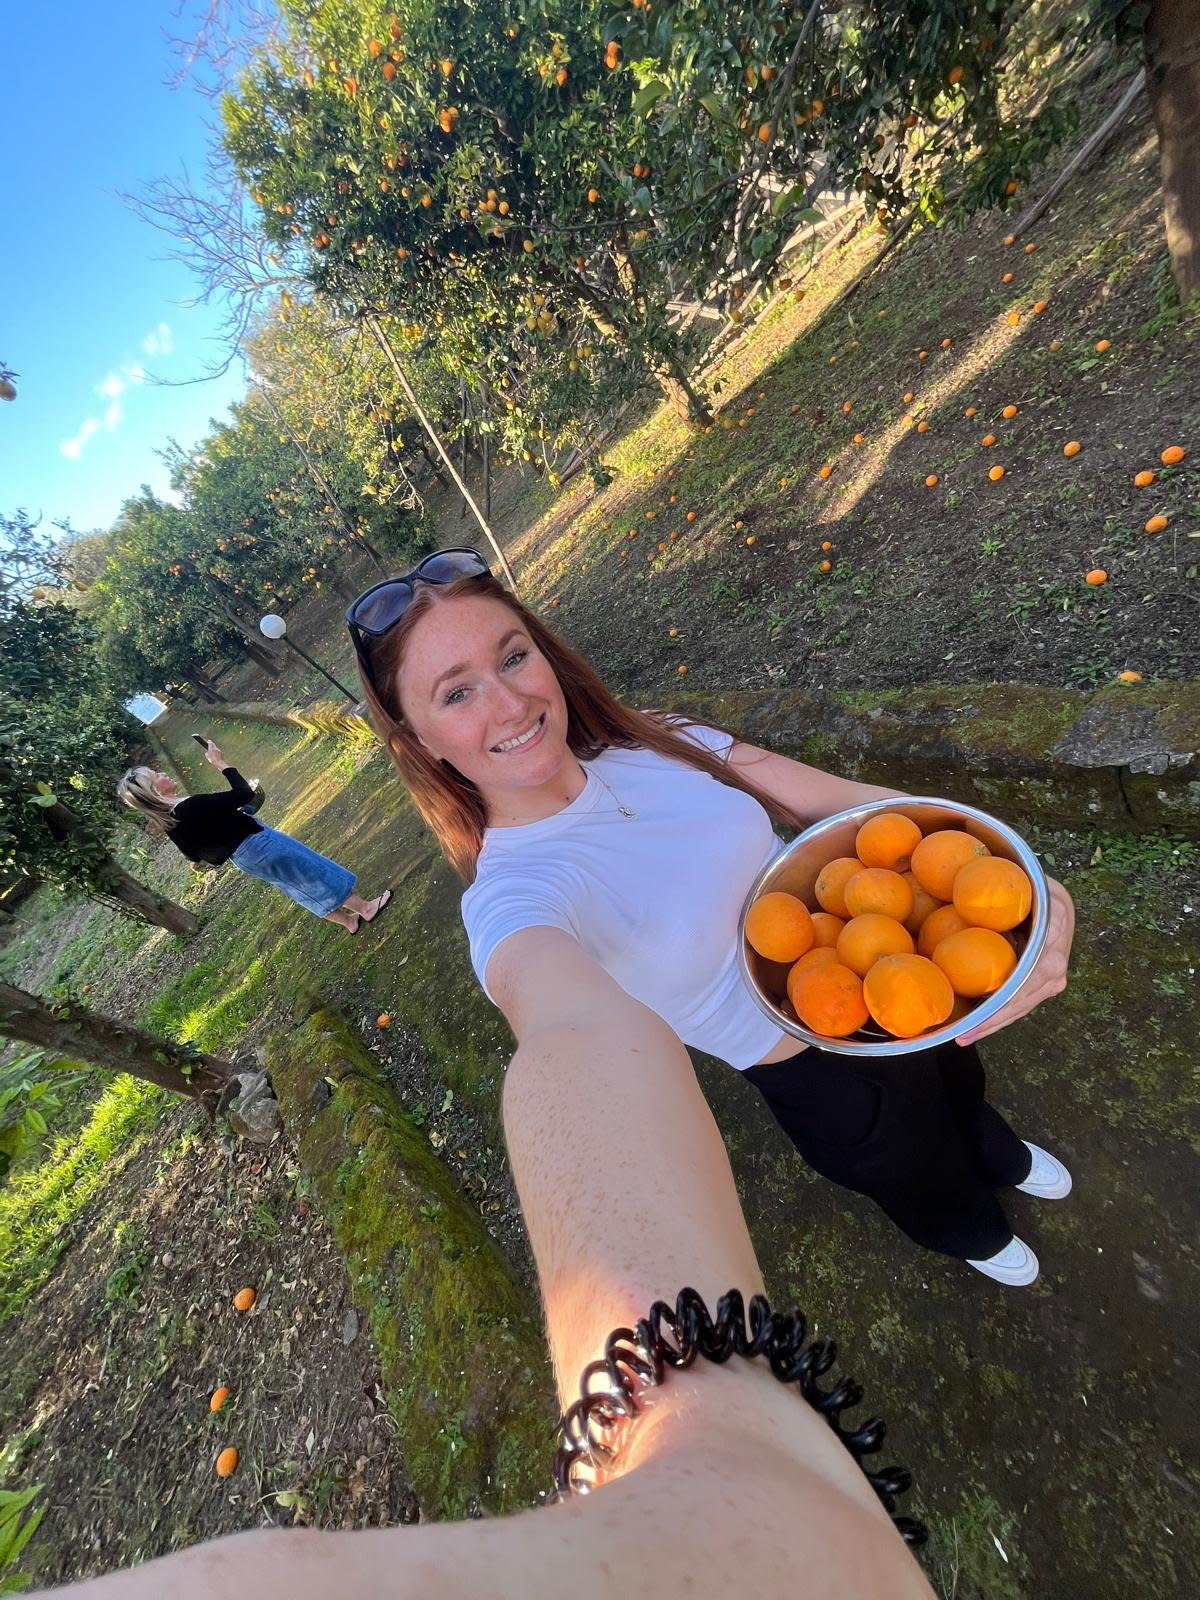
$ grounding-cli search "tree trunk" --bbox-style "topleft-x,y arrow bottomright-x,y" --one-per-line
552,265 -> 713,428
0,982 -> 232,1100
236,634 -> 281,673
1146,0 -> 1200,305
480,380 -> 493,522
366,315 -> 520,594
188,673 -> 225,704
91,855 -> 200,934
458,378 -> 471,522
0,761 -> 200,936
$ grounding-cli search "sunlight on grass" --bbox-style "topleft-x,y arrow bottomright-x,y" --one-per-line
816,313 -> 1029,526
0,1077 -> 163,1324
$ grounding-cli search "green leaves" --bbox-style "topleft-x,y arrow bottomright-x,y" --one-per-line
632,79 -> 668,117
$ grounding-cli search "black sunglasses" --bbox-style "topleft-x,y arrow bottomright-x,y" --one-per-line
346,548 -> 491,686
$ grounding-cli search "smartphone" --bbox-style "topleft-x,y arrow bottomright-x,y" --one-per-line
191,734 -> 211,748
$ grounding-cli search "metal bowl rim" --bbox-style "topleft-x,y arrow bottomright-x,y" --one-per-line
737,795 -> 1051,1057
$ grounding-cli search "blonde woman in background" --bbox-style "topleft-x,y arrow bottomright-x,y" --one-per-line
118,737 -> 390,933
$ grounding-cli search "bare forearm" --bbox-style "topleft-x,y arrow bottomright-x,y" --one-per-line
56,1397 -> 929,1600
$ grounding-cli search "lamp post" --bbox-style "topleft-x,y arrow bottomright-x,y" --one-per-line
258,613 -> 358,702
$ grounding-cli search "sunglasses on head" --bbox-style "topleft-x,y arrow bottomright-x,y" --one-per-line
346,548 -> 492,688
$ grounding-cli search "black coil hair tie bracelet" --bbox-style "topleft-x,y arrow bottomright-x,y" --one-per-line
553,1286 -> 927,1549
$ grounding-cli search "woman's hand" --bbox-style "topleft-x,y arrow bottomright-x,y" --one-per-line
956,876 -> 1074,1046
203,741 -> 227,769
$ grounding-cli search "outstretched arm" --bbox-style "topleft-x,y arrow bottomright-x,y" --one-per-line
42,933 -> 931,1599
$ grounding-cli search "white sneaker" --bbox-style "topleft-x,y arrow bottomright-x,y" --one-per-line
1016,1141 -> 1073,1200
966,1236 -> 1040,1286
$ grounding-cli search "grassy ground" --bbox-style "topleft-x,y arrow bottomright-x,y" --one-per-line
2,76 -> 1199,1599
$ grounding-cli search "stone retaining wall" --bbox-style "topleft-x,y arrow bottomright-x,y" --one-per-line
204,681 -> 1200,836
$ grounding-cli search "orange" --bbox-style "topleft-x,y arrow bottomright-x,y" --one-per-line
988,465 -> 1006,481
981,433 -> 996,447
855,812 -> 922,870
1133,470 -> 1156,487
1161,445 -> 1185,466
842,401 -> 853,414
1007,312 -> 1020,326
376,1012 -> 392,1027
965,405 -> 978,418
788,960 -> 869,1038
1024,243 -> 1037,254
789,946 -> 841,983
925,474 -> 940,487
941,337 -> 952,348
1117,670 -> 1142,682
1001,404 -> 1018,419
1095,339 -> 1110,352
917,903 -> 969,957
686,510 -> 697,521
917,420 -> 930,434
1003,234 -> 1015,246
1001,272 -> 1014,284
210,1386 -> 232,1413
903,390 -> 915,403
1063,441 -> 1081,457
932,927 -> 1017,997
1145,514 -> 1168,534
844,868 -> 914,921
745,893 -> 814,962
232,1287 -> 256,1313
819,465 -> 833,479
818,559 -> 832,573
815,858 -> 862,918
902,872 -> 943,936
863,954 -> 955,1038
215,1447 -> 240,1479
910,830 -> 990,900
953,857 -> 1033,932
810,911 -> 846,948
1085,568 -> 1107,586
853,431 -> 865,443
820,539 -> 833,551
1032,300 -> 1048,313
836,913 -> 914,977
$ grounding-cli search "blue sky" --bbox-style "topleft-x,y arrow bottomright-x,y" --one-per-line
0,2 -> 253,537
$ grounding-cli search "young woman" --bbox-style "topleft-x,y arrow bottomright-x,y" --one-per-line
348,548 -> 1075,1287
118,738 -> 390,934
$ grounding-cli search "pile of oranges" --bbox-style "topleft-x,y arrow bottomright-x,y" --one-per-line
744,811 -> 1034,1041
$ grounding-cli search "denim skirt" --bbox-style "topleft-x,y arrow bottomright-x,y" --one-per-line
229,824 -> 356,917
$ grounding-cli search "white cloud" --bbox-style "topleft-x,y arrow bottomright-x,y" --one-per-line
60,335 -> 165,462
60,417 -> 101,459
141,321 -> 173,357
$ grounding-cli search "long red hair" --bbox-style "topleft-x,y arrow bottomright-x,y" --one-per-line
358,570 -> 810,885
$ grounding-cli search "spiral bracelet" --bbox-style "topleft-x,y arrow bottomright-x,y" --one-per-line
553,1286 -> 926,1548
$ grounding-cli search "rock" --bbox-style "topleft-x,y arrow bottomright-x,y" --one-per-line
341,1307 -> 360,1345
224,1070 -> 283,1144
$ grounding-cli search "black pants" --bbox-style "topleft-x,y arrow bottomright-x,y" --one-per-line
742,1040 -> 1032,1259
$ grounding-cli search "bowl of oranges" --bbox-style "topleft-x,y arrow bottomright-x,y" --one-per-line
737,798 -> 1050,1055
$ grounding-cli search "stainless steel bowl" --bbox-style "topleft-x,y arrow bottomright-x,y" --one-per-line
737,796 -> 1050,1056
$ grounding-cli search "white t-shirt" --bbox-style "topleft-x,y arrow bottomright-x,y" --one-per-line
460,720 -> 789,1069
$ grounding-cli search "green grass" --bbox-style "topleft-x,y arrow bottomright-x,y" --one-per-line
0,1078 -> 163,1325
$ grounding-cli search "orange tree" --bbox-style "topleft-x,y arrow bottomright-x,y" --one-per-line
220,2 -> 1091,441
220,0 -> 725,427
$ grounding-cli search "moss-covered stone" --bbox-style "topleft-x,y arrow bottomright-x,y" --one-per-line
266,1009 -> 556,1518
664,683 -> 1198,835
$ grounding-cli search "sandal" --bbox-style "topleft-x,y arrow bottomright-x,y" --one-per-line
361,889 -> 392,924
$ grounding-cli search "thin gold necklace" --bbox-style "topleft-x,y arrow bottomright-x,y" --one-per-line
590,764 -> 636,819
